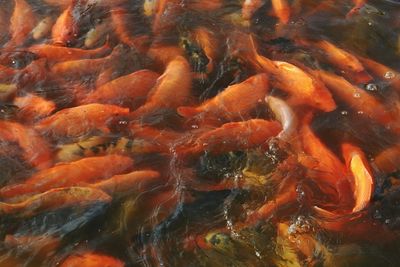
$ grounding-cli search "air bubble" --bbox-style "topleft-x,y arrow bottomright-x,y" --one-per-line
365,83 -> 378,91
357,111 -> 364,115
341,110 -> 348,115
384,71 -> 395,79
353,92 -> 361,98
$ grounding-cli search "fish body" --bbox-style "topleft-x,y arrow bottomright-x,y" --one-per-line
8,0 -> 37,46
35,103 -> 129,138
0,155 -> 133,199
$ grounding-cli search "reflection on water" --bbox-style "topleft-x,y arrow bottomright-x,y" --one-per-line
0,0 -> 399,266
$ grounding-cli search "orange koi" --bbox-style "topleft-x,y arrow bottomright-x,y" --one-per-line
27,42 -> 111,62
83,70 -> 160,107
357,55 -> 400,92
178,73 -> 269,122
0,121 -> 52,170
8,0 -> 37,47
130,56 -> 192,118
51,4 -> 79,46
342,143 -> 374,213
91,170 -> 162,196
182,119 -> 282,156
373,145 -> 400,174
300,113 -> 351,208
14,93 -> 56,122
0,155 -> 133,199
300,39 -> 372,83
111,8 -> 150,53
313,70 -> 397,127
60,252 -> 124,267
242,0 -> 264,20
0,187 -> 111,217
35,103 -> 129,138
271,0 -> 291,24
245,35 -> 336,112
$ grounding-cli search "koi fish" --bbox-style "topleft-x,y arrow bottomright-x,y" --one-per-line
0,121 -> 52,170
60,252 -> 124,267
342,143 -> 374,213
178,73 -> 269,123
14,94 -> 56,122
91,170 -> 162,196
0,83 -> 17,101
144,0 -> 158,16
312,70 -> 397,128
8,0 -> 37,47
82,70 -> 160,107
27,42 -> 111,62
373,144 -> 400,174
357,55 -> 400,92
299,39 -> 372,83
300,113 -> 351,208
35,103 -> 129,139
244,35 -> 336,112
181,119 -> 282,156
152,0 -> 183,35
111,8 -> 150,53
130,56 -> 192,118
0,187 -> 111,218
51,5 -> 78,46
0,154 -> 133,199
347,0 -> 365,18
32,16 -> 54,40
271,0 -> 291,24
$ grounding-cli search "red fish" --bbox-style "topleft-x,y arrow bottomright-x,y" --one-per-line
14,94 -> 56,123
192,27 -> 219,74
130,56 -> 192,118
180,119 -> 282,156
147,45 -> 185,69
300,113 -> 352,208
0,187 -> 111,218
60,252 -> 124,267
91,170 -> 162,196
27,42 -> 111,62
0,121 -> 52,170
8,0 -> 37,47
83,70 -> 160,107
51,5 -> 77,46
178,73 -> 269,123
313,70 -> 398,129
243,35 -> 336,112
299,39 -> 372,83
0,154 -> 133,199
35,103 -> 129,139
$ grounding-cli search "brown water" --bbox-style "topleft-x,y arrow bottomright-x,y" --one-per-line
0,0 -> 400,266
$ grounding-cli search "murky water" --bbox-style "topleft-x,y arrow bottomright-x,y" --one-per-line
0,0 -> 400,266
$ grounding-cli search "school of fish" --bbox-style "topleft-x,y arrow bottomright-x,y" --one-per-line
0,0 -> 399,266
